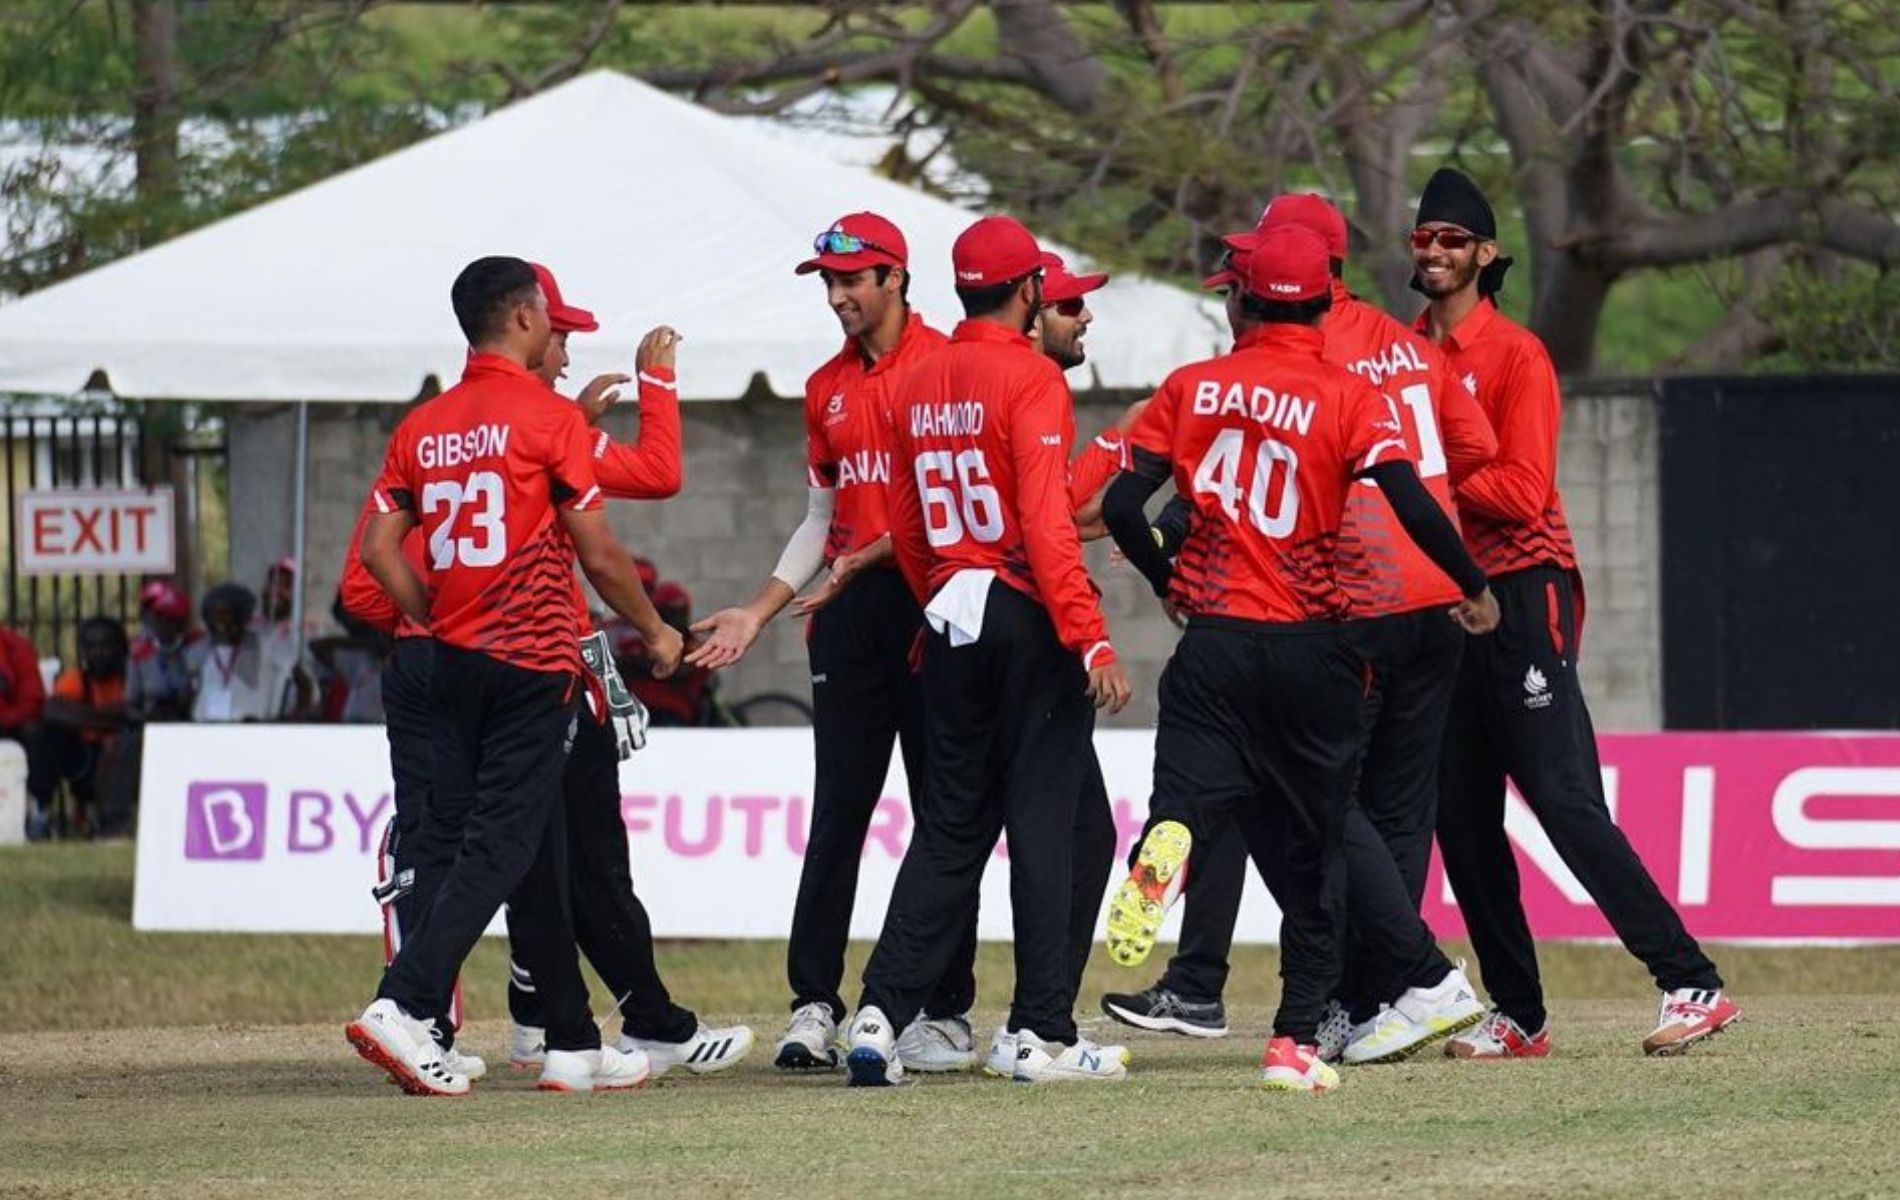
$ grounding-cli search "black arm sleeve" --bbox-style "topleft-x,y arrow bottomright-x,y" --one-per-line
1103,446 -> 1175,597
1360,459 -> 1488,599
1154,494 -> 1193,559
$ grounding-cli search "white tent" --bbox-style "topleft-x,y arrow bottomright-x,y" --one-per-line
0,70 -> 1224,402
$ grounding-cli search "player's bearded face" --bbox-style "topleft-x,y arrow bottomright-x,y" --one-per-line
1039,303 -> 1090,369
824,267 -> 896,338
1412,224 -> 1486,299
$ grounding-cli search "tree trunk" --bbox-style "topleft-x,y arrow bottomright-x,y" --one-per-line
131,0 -> 181,239
1529,251 -> 1618,376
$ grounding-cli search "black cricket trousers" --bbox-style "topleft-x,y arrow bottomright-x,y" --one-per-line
790,566 -> 976,1023
1437,564 -> 1722,1032
859,581 -> 1101,1043
1157,608 -> 1463,1017
1145,618 -> 1372,1044
506,707 -> 698,1043
377,642 -> 601,1053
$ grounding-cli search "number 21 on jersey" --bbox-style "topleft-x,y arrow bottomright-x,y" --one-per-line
422,471 -> 506,568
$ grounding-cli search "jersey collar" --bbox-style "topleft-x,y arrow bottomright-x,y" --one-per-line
856,310 -> 934,377
1413,296 -> 1499,352
951,318 -> 1034,349
1233,322 -> 1325,358
462,351 -> 542,384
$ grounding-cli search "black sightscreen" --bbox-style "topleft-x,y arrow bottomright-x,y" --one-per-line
1658,376 -> 1900,729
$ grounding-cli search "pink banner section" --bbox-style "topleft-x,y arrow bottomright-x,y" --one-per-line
1418,734 -> 1900,942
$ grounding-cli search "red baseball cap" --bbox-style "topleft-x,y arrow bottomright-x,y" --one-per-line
1204,193 -> 1349,290
952,216 -> 1042,289
796,212 -> 909,276
531,263 -> 598,334
1038,251 -> 1108,304
140,579 -> 189,621
1234,226 -> 1331,303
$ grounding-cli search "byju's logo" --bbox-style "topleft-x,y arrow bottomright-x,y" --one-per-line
185,783 -> 267,860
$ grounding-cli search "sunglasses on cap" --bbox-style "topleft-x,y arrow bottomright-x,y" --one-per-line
812,228 -> 891,257
1045,297 -> 1087,318
1410,227 -> 1480,251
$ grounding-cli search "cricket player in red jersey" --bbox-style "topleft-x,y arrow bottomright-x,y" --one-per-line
1410,168 -> 1740,1058
685,213 -> 981,1073
344,256 -> 681,1097
1100,225 -> 1498,1092
496,270 -> 755,1078
842,216 -> 1133,1087
1103,195 -> 1501,1063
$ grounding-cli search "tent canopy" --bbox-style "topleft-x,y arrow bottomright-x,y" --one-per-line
0,71 -> 1224,402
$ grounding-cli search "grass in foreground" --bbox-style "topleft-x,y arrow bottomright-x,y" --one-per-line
4,845 -> 1900,1199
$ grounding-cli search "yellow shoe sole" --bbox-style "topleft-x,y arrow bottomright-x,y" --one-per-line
1104,821 -> 1194,968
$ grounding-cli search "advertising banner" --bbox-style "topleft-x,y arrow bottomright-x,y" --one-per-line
133,726 -> 1900,944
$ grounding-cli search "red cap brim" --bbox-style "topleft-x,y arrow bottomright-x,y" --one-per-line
795,250 -> 902,277
1220,229 -> 1261,253
1201,269 -> 1237,290
1044,272 -> 1109,303
550,304 -> 597,334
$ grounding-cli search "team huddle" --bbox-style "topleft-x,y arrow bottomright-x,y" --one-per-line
339,165 -> 1741,1097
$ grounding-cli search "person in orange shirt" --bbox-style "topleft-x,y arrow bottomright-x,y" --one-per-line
37,617 -> 133,837
1413,167 -> 1739,1059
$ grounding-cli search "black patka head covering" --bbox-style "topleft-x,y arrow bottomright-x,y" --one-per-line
1412,167 -> 1515,298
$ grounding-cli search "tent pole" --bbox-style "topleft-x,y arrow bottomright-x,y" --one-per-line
289,401 -> 309,714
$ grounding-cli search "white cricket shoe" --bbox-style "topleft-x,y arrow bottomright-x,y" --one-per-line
844,1006 -> 904,1087
344,999 -> 470,1097
773,1002 -> 839,1071
896,1014 -> 979,1073
416,1018 -> 487,1082
622,1023 -> 755,1077
538,1045 -> 651,1092
1315,1000 -> 1354,1064
509,1022 -> 547,1069
1344,965 -> 1486,1065
983,1026 -> 1019,1077
1012,1032 -> 1130,1083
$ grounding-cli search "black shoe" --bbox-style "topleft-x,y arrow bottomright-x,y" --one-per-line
1101,986 -> 1228,1038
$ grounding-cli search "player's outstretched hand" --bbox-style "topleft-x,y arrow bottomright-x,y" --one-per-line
1088,661 -> 1133,714
577,373 -> 630,424
790,548 -> 868,617
686,606 -> 763,670
646,624 -> 685,679
1451,587 -> 1501,635
637,325 -> 682,374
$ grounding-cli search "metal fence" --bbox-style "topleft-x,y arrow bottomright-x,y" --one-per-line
0,402 -> 151,659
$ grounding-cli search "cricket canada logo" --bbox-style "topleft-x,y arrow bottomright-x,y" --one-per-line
1523,666 -> 1553,710
184,782 -> 267,860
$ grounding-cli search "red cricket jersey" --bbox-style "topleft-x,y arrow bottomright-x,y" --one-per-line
1127,322 -> 1413,623
1420,300 -> 1577,574
804,312 -> 948,560
884,320 -> 1115,667
1325,283 -> 1497,615
338,496 -> 429,638
369,352 -> 602,675
565,363 -> 684,627
1067,428 -> 1127,510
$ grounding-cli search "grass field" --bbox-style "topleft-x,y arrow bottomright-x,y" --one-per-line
4,846 -> 1900,1199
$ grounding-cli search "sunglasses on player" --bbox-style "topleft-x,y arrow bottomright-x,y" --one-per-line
812,228 -> 891,257
1410,227 -> 1481,251
1045,297 -> 1087,318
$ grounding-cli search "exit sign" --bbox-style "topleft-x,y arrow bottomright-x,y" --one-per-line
17,487 -> 176,575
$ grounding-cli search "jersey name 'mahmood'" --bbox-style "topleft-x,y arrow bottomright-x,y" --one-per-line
417,424 -> 512,469
1190,380 -> 1315,437
910,400 -> 987,439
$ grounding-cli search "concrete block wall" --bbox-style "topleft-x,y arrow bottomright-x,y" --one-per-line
226,379 -> 1662,730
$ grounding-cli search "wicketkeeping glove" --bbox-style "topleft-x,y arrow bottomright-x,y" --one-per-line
579,629 -> 650,760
